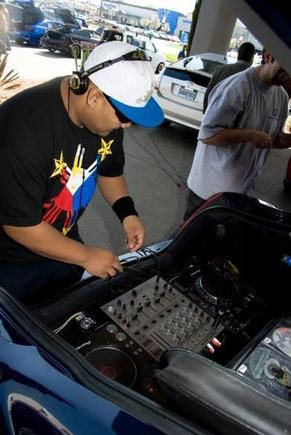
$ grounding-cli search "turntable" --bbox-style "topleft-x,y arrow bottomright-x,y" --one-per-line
194,272 -> 239,306
86,346 -> 138,387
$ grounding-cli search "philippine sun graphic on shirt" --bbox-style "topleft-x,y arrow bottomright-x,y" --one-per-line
43,138 -> 113,235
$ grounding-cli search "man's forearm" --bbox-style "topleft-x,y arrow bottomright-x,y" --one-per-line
3,221 -> 89,266
202,128 -> 257,146
98,175 -> 129,206
273,132 -> 291,149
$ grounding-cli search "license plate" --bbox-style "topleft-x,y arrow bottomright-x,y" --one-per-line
178,87 -> 197,101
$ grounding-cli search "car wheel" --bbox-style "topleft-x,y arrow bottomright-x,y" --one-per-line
156,62 -> 165,74
71,44 -> 81,58
48,48 -> 56,53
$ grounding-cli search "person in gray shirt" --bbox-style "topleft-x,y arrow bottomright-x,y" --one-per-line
185,49 -> 291,220
203,42 -> 255,113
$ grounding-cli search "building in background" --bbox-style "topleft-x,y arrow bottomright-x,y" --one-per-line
35,0 -> 191,38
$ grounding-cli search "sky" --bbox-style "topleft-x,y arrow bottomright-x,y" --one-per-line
123,0 -> 197,15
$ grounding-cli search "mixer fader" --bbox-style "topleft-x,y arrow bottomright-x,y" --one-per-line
101,276 -> 224,359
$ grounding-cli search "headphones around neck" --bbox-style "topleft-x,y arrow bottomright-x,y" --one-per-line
69,49 -> 151,95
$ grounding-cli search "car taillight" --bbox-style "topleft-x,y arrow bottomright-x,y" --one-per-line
286,156 -> 291,181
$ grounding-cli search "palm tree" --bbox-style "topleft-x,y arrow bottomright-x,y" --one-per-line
0,53 -> 20,92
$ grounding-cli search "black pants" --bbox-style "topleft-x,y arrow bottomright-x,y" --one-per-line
0,258 -> 84,304
184,189 -> 204,221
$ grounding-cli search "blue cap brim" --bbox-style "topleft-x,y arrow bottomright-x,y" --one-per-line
109,95 -> 164,128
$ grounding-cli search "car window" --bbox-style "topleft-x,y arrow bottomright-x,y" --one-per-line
89,31 -> 99,41
126,35 -> 134,44
133,39 -> 145,50
77,30 -> 90,38
145,41 -> 155,52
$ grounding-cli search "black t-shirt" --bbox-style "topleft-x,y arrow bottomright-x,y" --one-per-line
0,77 -> 125,262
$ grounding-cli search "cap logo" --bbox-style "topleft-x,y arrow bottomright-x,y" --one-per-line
136,83 -> 154,105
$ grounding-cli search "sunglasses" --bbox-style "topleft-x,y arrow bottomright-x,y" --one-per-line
103,93 -> 133,124
83,49 -> 151,79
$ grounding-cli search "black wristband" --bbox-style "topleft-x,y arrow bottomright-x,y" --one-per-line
112,196 -> 138,223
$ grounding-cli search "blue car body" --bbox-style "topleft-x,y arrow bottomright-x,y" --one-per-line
12,18 -> 62,46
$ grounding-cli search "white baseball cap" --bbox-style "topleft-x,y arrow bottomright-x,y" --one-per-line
83,41 -> 164,127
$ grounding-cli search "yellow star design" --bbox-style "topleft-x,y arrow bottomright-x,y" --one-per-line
63,225 -> 73,235
98,138 -> 113,162
50,151 -> 67,178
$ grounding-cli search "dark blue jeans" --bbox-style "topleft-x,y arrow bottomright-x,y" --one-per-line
0,259 -> 84,303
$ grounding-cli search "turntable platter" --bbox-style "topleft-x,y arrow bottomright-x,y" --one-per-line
195,272 -> 239,305
86,346 -> 138,387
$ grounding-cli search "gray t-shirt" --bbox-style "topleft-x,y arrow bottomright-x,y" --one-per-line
187,67 -> 289,199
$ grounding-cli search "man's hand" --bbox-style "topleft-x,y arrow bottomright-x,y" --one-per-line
80,247 -> 123,279
122,215 -> 145,252
250,130 -> 272,148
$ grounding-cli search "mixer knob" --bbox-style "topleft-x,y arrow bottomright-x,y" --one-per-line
122,303 -> 127,311
117,299 -> 122,306
115,332 -> 127,342
137,303 -> 143,312
131,313 -> 138,321
106,324 -> 118,334
117,313 -> 122,320
145,299 -> 150,306
130,299 -> 135,307
131,290 -> 137,298
154,297 -> 160,304
163,282 -> 168,290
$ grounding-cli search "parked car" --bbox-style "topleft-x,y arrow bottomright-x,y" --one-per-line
154,53 -> 228,129
98,28 -> 166,74
41,24 -> 101,57
130,35 -> 166,74
12,18 -> 62,46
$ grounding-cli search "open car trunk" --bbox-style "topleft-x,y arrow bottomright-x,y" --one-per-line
1,193 -> 291,434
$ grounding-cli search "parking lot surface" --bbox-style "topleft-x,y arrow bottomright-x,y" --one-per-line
5,46 -> 291,255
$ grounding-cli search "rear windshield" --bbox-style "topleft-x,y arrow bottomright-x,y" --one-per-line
163,68 -> 212,88
183,57 -> 223,74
